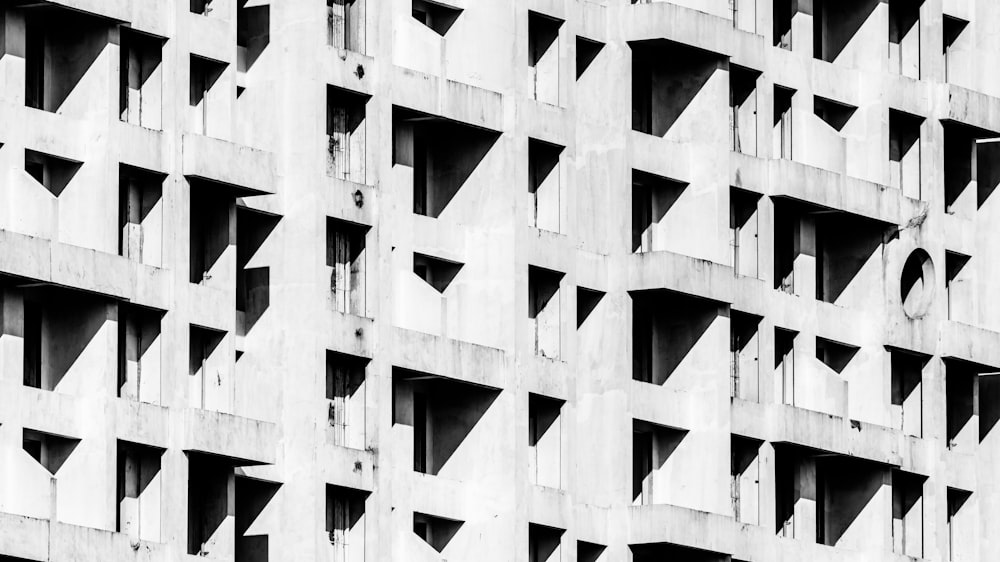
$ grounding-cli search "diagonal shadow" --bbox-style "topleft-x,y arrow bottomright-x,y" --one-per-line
412,0 -> 463,36
189,180 -> 233,284
22,428 -> 80,475
426,380 -> 499,474
576,287 -> 605,328
630,39 -> 725,136
631,170 -> 687,253
976,139 -> 1000,208
529,266 -> 563,320
632,420 -> 687,502
529,523 -> 564,562
24,149 -> 82,197
944,359 -> 975,447
578,541 -> 606,562
819,455 -> 884,546
631,290 -> 720,385
890,349 -> 927,409
813,0 -> 880,63
814,96 -> 857,132
189,55 -> 225,107
238,1 -> 270,72
529,393 -> 562,446
393,369 -> 501,476
529,138 -> 563,195
815,211 -> 888,304
237,207 -> 280,333
21,287 -> 106,392
413,512 -> 463,552
394,107 -> 502,218
816,337 -> 859,374
576,36 -> 604,79
235,476 -> 281,562
24,6 -> 110,113
631,542 -> 727,562
117,304 -> 163,397
325,484 -> 368,538
413,253 -> 464,293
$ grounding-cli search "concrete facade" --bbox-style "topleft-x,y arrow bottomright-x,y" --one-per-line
0,0 -> 999,561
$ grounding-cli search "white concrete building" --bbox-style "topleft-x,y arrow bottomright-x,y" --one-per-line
0,0 -> 999,561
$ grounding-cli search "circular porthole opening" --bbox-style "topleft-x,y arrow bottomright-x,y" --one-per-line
901,249 -> 934,319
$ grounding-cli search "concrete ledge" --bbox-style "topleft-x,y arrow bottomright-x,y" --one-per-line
113,399 -> 170,450
626,250 -> 733,304
187,283 -> 232,335
115,122 -> 165,175
943,0 -> 974,20
521,101 -> 572,147
391,66 -> 504,133
808,58 -> 862,108
0,512 -> 49,561
628,503 -> 734,555
734,521 -> 918,562
328,312 -> 374,359
730,152 -> 766,194
620,3 -> 732,58
947,84 -> 1000,134
521,227 -> 575,277
127,0 -> 171,38
49,522 -> 166,561
944,449 -> 977,493
0,512 -> 180,562
573,250 -> 610,294
769,159 -> 926,226
180,408 -> 278,465
570,503 -> 612,549
730,275 -> 768,317
528,485 -> 569,531
733,400 -> 916,470
391,327 -> 507,390
324,49 -> 377,98
185,13 -> 233,65
22,107 -> 91,163
409,214 -> 471,266
50,241 -> 131,300
320,444 -> 375,492
0,229 -> 169,311
2,385 -> 84,440
182,134 -> 276,196
520,354 -> 571,401
576,1 -> 609,43
630,381 -> 696,431
44,0 -> 129,22
405,472 -> 468,523
940,321 -> 1000,368
629,132 -> 693,184
325,178 -> 375,225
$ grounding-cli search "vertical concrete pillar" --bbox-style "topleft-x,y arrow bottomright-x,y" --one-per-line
758,442 -> 777,534
793,457 -> 817,542
0,288 -> 25,384
121,449 -> 140,544
792,0 -> 815,58
793,215 -> 816,298
0,9 -> 26,106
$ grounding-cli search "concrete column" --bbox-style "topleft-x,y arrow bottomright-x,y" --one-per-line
793,214 -> 816,299
0,288 -> 24,384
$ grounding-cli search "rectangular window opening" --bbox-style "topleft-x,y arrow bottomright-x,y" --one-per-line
326,351 -> 368,450
120,29 -> 164,129
326,217 -> 369,317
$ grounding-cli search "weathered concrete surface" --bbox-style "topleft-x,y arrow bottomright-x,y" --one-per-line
0,0 -> 1000,561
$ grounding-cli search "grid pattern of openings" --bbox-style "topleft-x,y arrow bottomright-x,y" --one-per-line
0,1 -> 999,561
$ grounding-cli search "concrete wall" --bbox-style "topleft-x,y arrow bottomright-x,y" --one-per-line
1,1 -> 1000,562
